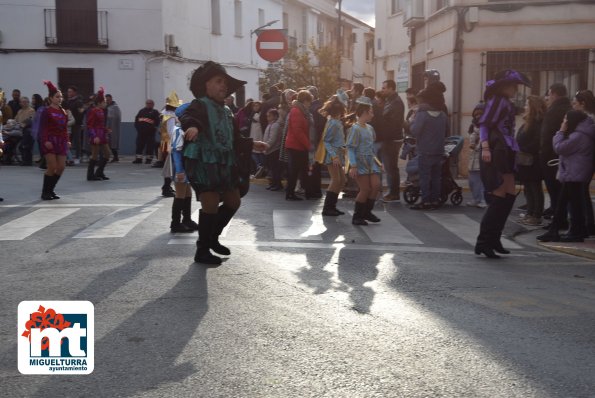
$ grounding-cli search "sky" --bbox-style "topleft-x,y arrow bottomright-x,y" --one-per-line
341,0 -> 376,27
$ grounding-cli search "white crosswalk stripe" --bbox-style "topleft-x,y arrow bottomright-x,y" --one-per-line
0,208 -> 79,241
349,210 -> 423,245
0,204 -> 528,252
425,213 -> 522,249
74,205 -> 160,239
273,210 -> 325,240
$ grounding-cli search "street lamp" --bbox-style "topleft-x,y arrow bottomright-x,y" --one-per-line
250,19 -> 280,65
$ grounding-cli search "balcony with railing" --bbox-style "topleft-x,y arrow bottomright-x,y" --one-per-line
44,8 -> 108,48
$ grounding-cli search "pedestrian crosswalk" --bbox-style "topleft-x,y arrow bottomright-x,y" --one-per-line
73,206 -> 161,239
0,203 -> 526,253
0,208 -> 79,241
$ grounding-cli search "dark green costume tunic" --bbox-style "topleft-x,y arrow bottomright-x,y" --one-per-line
180,97 -> 253,195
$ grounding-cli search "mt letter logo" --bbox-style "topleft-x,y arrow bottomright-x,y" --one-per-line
18,301 -> 94,374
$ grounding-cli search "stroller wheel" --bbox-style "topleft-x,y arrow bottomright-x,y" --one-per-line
403,186 -> 419,204
450,191 -> 463,206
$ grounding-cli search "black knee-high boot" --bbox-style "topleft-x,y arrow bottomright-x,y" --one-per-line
95,158 -> 109,180
492,193 -> 516,254
475,194 -> 505,259
211,205 -> 237,255
195,212 -> 222,265
87,160 -> 100,181
352,201 -> 368,225
41,174 -> 53,200
171,198 -> 192,233
49,174 -> 61,199
181,197 -> 199,230
322,191 -> 342,216
162,177 -> 175,197
365,199 -> 381,223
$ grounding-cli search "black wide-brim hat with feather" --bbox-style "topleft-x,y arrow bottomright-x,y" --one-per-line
484,69 -> 531,100
190,61 -> 247,99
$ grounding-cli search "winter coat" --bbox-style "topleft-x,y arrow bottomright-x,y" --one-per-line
410,104 -> 448,156
262,120 -> 281,155
284,104 -> 310,152
106,102 -> 122,149
540,97 -> 572,177
249,112 -> 263,153
374,92 -> 405,142
468,127 -> 481,172
515,118 -> 543,182
134,107 -> 160,135
553,117 -> 595,183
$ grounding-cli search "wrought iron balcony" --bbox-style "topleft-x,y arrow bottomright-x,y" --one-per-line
44,8 -> 108,48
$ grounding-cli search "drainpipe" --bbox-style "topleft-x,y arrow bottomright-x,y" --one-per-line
452,8 -> 464,137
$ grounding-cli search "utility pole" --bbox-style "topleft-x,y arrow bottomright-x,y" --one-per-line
337,0 -> 342,84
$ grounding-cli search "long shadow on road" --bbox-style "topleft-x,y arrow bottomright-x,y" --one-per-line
29,264 -> 208,397
386,253 -> 595,397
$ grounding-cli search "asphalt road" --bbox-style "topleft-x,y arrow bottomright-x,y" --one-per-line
1,161 -> 594,398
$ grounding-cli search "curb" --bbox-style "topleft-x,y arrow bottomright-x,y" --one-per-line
536,242 -> 595,261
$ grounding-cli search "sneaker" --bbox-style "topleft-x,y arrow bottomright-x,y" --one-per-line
476,202 -> 487,208
382,194 -> 400,203
466,200 -> 479,207
132,158 -> 142,164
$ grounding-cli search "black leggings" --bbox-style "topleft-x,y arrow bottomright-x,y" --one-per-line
286,148 -> 308,196
552,181 -> 585,236
523,180 -> 544,218
135,130 -> 154,156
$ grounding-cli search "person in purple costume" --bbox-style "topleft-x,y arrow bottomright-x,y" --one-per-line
474,69 -> 531,259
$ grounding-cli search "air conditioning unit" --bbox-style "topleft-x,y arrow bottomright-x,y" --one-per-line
403,0 -> 424,28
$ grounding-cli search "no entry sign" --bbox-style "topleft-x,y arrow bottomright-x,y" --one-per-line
256,29 -> 288,62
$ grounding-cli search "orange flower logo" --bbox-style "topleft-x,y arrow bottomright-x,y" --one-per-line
21,305 -> 72,350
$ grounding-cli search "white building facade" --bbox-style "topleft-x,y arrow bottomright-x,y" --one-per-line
376,0 -> 595,174
0,0 -> 283,154
376,0 -> 595,137
374,0 -> 411,94
1,0 -> 372,153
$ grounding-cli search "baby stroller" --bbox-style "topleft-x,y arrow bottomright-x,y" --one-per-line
402,135 -> 464,206
1,119 -> 23,165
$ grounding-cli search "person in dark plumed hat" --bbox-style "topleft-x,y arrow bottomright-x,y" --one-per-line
179,61 -> 268,265
474,69 -> 531,259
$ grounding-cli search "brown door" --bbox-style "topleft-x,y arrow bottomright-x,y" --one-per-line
58,68 -> 94,100
56,0 -> 98,46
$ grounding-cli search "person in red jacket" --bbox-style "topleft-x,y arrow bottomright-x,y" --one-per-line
86,87 -> 112,181
284,90 -> 313,200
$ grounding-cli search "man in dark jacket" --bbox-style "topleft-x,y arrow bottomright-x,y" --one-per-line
376,79 -> 405,202
259,85 -> 281,132
8,89 -> 21,116
133,99 -> 161,164
64,86 -> 85,160
540,83 -> 572,217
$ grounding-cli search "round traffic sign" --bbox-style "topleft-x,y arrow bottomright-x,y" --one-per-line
256,29 -> 288,62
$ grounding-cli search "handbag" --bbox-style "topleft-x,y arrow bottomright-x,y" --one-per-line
515,151 -> 533,166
